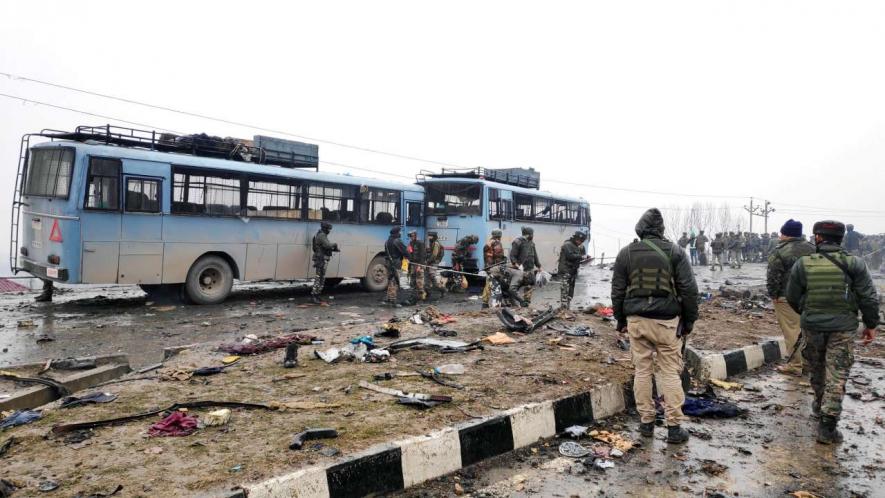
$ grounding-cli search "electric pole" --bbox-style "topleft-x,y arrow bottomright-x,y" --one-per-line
743,197 -> 761,233
761,201 -> 775,233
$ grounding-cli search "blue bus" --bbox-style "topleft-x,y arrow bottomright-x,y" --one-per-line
419,168 -> 590,272
10,125 -> 424,304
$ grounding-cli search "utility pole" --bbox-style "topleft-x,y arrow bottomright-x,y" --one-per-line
743,197 -> 761,233
761,201 -> 775,233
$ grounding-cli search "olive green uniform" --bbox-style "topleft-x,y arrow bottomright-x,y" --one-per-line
767,237 -> 816,367
510,235 -> 541,304
311,230 -> 337,298
558,237 -> 586,309
786,243 -> 880,420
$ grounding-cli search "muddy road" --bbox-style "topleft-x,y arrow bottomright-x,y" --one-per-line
0,264 -> 776,369
397,362 -> 885,498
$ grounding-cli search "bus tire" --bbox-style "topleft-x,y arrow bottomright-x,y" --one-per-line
362,256 -> 389,292
184,255 -> 234,305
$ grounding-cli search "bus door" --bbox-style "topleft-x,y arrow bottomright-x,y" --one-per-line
80,157 -> 122,283
119,173 -> 164,284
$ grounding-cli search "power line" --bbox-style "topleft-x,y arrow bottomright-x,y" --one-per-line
0,70 -> 466,169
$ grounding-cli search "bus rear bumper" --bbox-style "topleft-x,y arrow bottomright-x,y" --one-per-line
20,259 -> 70,282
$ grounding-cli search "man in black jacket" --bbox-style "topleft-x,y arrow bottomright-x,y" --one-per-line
611,208 -> 699,444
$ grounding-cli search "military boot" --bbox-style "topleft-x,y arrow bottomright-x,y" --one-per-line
817,416 -> 843,444
34,290 -> 52,303
811,397 -> 821,419
283,343 -> 299,368
666,425 -> 690,444
638,422 -> 655,437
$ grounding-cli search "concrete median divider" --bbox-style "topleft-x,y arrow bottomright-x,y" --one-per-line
684,337 -> 787,381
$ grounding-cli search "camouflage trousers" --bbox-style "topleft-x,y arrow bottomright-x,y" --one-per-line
410,266 -> 426,300
803,329 -> 855,420
311,262 -> 326,297
516,269 -> 536,304
481,266 -> 505,306
427,267 -> 445,290
386,262 -> 401,303
560,270 -> 577,309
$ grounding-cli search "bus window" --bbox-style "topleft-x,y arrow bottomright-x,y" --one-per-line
308,183 -> 357,222
172,168 -> 242,216
25,148 -> 74,198
125,178 -> 161,213
360,187 -> 400,224
425,182 -> 481,215
488,188 -> 512,221
406,201 -> 422,226
534,198 -> 552,222
85,158 -> 121,210
246,179 -> 302,219
514,194 -> 534,221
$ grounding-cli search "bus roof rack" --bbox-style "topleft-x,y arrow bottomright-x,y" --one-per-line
417,167 -> 540,189
36,124 -> 319,170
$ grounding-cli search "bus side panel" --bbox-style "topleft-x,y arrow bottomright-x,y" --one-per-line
161,242 -> 247,283
245,244 -> 278,281
118,242 -> 163,284
332,223 -> 373,279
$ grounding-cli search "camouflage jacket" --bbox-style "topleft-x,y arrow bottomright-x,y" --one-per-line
766,237 -> 815,298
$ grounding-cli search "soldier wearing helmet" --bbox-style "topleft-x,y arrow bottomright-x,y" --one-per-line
310,222 -> 339,304
481,229 -> 509,308
786,220 -> 879,444
510,226 -> 542,304
425,231 -> 447,298
558,230 -> 589,309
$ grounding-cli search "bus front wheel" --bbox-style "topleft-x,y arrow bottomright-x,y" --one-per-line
184,256 -> 233,305
362,256 -> 389,292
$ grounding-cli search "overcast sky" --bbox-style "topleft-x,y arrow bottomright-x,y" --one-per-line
2,0 -> 884,271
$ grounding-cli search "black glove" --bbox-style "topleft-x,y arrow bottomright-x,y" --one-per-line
332,243 -> 340,252
616,320 -> 628,333
679,322 -> 693,337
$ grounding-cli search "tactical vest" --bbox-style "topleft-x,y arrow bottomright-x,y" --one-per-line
312,232 -> 331,261
485,240 -> 506,265
803,253 -> 858,315
428,241 -> 445,265
626,239 -> 676,298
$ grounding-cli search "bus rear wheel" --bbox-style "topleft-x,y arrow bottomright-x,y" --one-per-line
184,255 -> 233,305
361,256 -> 389,292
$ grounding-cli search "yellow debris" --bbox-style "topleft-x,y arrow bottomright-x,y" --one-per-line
710,379 -> 743,391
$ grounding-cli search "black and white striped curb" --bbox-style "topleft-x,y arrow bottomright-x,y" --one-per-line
234,383 -> 627,498
684,336 -> 787,381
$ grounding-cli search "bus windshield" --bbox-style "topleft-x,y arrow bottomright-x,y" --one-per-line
425,182 -> 481,215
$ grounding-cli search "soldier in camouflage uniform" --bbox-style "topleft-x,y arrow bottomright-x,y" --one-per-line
766,219 -> 815,375
481,229 -> 508,308
510,226 -> 542,305
407,230 -> 427,302
786,220 -> 879,444
449,234 -> 478,292
383,227 -> 409,307
710,233 -> 725,271
425,232 -> 446,298
311,222 -> 339,304
558,231 -> 588,309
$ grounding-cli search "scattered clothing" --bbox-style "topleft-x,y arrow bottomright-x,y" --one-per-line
148,411 -> 198,437
218,333 -> 318,355
0,410 -> 42,430
61,392 -> 118,408
682,396 -> 745,418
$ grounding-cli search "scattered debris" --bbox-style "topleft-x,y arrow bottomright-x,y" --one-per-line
0,478 -> 17,497
217,333 -> 318,355
144,446 -> 164,455
497,306 -> 559,333
47,357 -> 98,370
16,319 -> 36,328
63,429 -> 93,445
0,437 -> 14,457
564,425 -> 588,438
0,370 -> 70,396
710,379 -> 743,391
77,484 -> 123,497
482,332 -> 515,345
588,430 -> 634,452
203,409 -> 231,427
38,480 -> 60,492
700,459 -> 729,476
148,411 -> 198,437
289,428 -> 339,450
388,337 -> 481,353
789,492 -> 822,498
0,410 -> 42,430
548,324 -> 595,337
61,392 -> 118,408
222,356 -> 241,365
268,401 -> 341,411
594,459 -> 615,470
358,380 -> 453,406
559,441 -> 592,458
683,396 -> 746,418
434,363 -> 465,375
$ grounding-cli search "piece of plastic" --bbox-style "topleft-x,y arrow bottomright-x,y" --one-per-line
535,270 -> 552,287
482,332 -> 515,345
559,441 -> 591,458
434,364 -> 465,375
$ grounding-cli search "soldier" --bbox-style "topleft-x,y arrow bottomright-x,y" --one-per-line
766,219 -> 815,375
761,232 -> 771,260
786,220 -> 879,444
481,229 -> 508,308
35,278 -> 54,303
383,227 -> 409,307
688,231 -> 698,266
310,222 -> 339,304
425,232 -> 446,298
695,230 -> 709,266
558,231 -> 588,309
450,234 -> 479,292
842,224 -> 864,255
677,232 -> 690,252
710,233 -> 725,271
510,226 -> 542,305
611,209 -> 698,444
407,230 -> 427,302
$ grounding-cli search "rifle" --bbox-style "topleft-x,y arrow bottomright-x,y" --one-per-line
785,330 -> 803,363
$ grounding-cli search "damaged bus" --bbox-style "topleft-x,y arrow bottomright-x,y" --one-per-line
10,125 -> 424,304
418,168 -> 590,274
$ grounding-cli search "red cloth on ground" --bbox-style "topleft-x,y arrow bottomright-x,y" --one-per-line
148,411 -> 198,437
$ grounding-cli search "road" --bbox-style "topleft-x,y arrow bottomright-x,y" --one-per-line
397,362 -> 885,498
